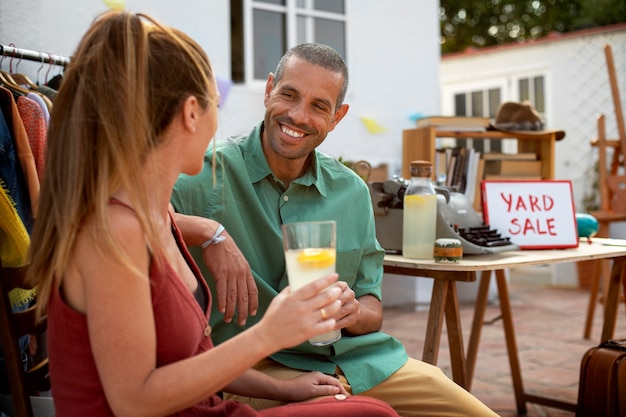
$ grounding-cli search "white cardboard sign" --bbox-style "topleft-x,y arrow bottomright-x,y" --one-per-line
481,180 -> 578,249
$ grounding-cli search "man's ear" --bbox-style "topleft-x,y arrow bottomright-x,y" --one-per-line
263,73 -> 275,107
329,103 -> 349,132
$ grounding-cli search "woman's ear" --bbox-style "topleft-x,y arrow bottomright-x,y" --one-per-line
182,95 -> 199,132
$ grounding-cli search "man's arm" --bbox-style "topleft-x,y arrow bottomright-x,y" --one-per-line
173,212 -> 258,325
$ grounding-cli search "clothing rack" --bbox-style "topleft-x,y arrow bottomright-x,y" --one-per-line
0,43 -> 70,68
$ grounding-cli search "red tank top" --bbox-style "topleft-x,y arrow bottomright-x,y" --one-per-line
47,210 -> 247,416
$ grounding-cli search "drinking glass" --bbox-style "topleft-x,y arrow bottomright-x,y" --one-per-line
281,221 -> 342,346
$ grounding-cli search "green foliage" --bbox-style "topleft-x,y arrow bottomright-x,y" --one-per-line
582,159 -> 600,213
440,0 -> 626,54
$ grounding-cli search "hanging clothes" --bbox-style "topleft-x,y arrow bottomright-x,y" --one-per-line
0,86 -> 39,230
17,95 -> 47,181
0,100 -> 32,233
0,46 -> 65,394
0,184 -> 34,307
25,91 -> 50,132
0,43 -> 66,246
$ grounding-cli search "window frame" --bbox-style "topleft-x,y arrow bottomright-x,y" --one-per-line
240,0 -> 348,85
444,71 -> 547,153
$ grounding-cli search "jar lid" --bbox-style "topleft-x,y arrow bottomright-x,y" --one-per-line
409,160 -> 432,177
409,160 -> 432,168
434,238 -> 462,248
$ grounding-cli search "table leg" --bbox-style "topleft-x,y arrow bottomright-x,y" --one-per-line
601,257 -> 625,343
422,279 -> 448,365
495,269 -> 527,415
583,259 -> 603,339
444,282 -> 468,388
466,270 -> 492,390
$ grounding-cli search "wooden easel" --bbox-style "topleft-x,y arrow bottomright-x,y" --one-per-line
583,44 -> 626,339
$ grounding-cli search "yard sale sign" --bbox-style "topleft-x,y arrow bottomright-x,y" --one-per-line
481,180 -> 578,249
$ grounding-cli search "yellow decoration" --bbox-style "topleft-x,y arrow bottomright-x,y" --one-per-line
360,117 -> 387,134
101,0 -> 126,10
297,248 -> 336,269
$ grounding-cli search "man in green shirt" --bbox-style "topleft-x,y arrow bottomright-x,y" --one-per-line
172,43 -> 498,417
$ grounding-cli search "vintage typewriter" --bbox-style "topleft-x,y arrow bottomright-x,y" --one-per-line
369,178 -> 519,255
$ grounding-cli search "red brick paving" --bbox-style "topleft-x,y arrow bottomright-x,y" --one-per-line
381,281 -> 626,416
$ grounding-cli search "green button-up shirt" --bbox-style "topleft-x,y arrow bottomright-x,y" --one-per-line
171,122 -> 407,394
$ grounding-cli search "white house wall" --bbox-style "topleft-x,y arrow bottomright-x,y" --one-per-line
0,0 -> 440,179
1,0 -> 441,306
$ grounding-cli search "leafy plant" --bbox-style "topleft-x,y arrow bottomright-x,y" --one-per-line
581,159 -> 600,213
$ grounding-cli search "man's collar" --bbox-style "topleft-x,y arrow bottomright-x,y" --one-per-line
244,123 -> 273,184
243,122 -> 327,197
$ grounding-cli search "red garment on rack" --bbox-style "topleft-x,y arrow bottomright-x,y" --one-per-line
17,95 -> 47,181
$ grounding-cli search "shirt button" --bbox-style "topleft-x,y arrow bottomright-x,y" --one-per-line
203,325 -> 212,337
283,195 -> 289,202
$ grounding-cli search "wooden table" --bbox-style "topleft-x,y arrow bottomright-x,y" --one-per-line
383,238 -> 626,414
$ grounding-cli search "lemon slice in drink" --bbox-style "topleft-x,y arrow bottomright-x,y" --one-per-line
297,248 -> 335,269
404,194 -> 428,208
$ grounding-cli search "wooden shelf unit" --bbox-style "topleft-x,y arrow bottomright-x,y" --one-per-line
401,127 -> 565,180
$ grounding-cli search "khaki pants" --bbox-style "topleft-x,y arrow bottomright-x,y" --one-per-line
224,357 -> 499,417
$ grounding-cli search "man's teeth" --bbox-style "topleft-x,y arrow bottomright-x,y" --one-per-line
282,126 -> 304,138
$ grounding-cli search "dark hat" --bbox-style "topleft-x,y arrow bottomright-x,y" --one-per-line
490,101 -> 565,140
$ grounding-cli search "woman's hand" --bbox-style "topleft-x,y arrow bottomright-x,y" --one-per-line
253,273 -> 342,351
276,372 -> 348,401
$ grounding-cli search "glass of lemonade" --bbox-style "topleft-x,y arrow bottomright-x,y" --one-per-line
282,221 -> 342,346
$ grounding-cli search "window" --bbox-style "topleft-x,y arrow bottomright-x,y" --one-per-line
451,75 -> 545,152
231,0 -> 347,83
454,88 -> 502,152
518,75 -> 545,114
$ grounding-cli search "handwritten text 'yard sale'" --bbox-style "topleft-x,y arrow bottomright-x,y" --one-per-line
499,192 -> 556,236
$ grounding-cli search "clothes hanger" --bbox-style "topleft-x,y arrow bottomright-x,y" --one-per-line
0,44 -> 19,84
11,49 -> 39,90
36,55 -> 45,86
0,54 -> 11,85
0,51 -> 30,96
0,52 -> 19,86
44,53 -> 54,86
28,52 -> 55,110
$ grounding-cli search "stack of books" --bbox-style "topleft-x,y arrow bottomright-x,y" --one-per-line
434,149 -> 540,211
416,115 -> 490,131
482,152 -> 541,180
417,116 -> 541,211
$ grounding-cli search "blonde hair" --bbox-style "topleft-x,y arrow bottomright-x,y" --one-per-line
28,11 -> 216,315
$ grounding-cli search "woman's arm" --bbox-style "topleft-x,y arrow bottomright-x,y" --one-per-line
224,368 -> 347,401
71,207 -> 343,417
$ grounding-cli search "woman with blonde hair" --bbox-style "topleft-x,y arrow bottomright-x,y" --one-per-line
26,10 -> 398,417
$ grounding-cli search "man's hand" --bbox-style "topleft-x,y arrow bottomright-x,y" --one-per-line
333,281 -> 382,336
172,212 -> 259,326
202,229 -> 258,326
333,281 -> 359,330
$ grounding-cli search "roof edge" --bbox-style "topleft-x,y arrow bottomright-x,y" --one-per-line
442,22 -> 626,60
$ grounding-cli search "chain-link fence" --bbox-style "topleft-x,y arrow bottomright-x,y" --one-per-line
568,32 -> 626,212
